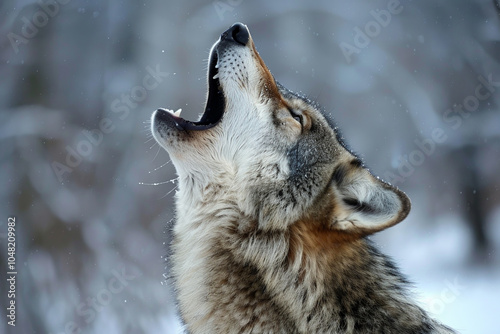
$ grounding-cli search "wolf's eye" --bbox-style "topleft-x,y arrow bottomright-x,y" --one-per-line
288,109 -> 303,126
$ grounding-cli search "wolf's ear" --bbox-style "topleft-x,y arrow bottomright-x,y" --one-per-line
329,160 -> 411,235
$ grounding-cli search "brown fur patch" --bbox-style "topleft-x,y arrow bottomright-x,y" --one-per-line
249,40 -> 287,107
290,220 -> 363,262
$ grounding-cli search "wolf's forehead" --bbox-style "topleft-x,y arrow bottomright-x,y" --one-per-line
277,83 -> 321,111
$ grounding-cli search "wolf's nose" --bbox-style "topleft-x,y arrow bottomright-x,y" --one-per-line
221,22 -> 249,46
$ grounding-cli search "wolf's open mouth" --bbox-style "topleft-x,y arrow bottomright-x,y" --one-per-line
156,22 -> 252,132
199,50 -> 225,127
155,48 -> 224,131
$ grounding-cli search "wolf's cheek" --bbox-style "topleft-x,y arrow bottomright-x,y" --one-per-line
244,161 -> 334,232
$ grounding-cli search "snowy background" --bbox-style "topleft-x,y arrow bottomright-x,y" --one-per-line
1,0 -> 499,333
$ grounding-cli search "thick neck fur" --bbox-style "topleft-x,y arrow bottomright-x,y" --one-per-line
171,171 -> 452,334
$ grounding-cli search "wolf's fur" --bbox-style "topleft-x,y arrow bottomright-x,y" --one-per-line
151,23 -> 455,333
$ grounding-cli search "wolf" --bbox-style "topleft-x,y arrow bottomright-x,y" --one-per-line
151,23 -> 456,334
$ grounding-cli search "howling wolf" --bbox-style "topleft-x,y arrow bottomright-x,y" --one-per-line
151,23 -> 456,334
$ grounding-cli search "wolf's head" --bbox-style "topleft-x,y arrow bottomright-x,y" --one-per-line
152,23 -> 410,237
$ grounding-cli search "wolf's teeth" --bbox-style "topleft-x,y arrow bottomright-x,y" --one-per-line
164,108 -> 182,117
213,73 -> 219,80
215,63 -> 219,69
